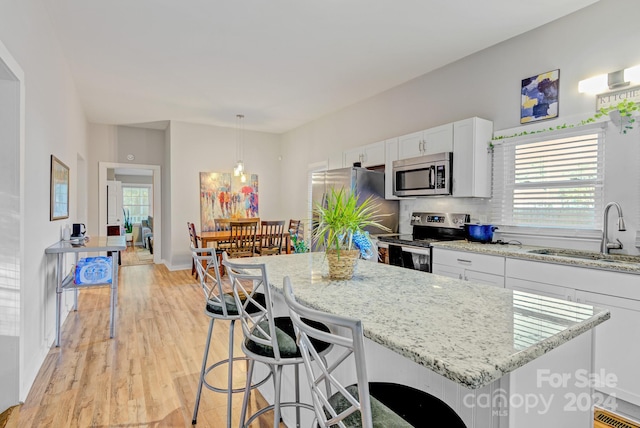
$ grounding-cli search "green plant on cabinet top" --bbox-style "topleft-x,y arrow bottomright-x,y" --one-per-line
492,99 -> 639,143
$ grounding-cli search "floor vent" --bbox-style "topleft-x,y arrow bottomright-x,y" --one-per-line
595,408 -> 640,428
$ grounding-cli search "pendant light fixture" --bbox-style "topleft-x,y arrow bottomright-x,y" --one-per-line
233,114 -> 247,182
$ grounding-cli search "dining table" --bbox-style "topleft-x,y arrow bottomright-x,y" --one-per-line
198,229 -> 292,254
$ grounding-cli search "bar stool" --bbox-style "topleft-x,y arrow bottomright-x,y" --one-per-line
191,247 -> 270,427
283,277 -> 467,428
222,253 -> 332,428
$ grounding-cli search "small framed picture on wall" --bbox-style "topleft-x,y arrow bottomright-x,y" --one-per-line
521,69 -> 559,124
50,155 -> 69,220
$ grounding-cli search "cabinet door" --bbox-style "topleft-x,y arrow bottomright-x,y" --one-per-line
465,270 -> 504,287
423,123 -> 453,154
432,264 -> 464,280
384,138 -> 401,200
327,151 -> 344,170
575,290 -> 640,406
452,117 -> 493,198
343,147 -> 363,167
362,141 -> 385,167
398,131 -> 424,159
505,277 -> 575,301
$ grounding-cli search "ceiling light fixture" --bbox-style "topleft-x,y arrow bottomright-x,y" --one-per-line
578,64 -> 640,94
233,114 -> 247,183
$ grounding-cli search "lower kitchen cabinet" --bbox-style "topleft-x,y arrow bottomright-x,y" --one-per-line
432,248 -> 505,287
506,258 -> 640,407
575,290 -> 640,407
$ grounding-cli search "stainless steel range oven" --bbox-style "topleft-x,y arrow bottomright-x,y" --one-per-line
377,212 -> 469,272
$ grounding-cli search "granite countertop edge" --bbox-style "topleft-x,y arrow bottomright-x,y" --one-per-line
431,241 -> 640,274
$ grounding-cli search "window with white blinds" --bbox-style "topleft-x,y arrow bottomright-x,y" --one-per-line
491,130 -> 604,229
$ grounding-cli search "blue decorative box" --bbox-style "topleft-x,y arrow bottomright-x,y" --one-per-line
74,256 -> 113,285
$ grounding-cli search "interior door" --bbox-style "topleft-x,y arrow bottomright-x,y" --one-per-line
106,180 -> 122,227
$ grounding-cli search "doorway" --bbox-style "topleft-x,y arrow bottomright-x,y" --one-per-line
98,162 -> 161,264
0,38 -> 24,410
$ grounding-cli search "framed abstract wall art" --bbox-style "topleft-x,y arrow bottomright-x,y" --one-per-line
50,155 -> 70,220
199,172 -> 259,232
521,69 -> 559,124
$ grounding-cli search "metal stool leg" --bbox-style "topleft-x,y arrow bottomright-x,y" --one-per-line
192,317 -> 215,425
226,320 -> 235,428
272,365 -> 282,428
239,359 -> 255,427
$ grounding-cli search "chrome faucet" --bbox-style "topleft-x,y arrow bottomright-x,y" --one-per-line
600,202 -> 626,255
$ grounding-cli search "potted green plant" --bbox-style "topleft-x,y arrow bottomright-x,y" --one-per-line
313,187 -> 390,279
123,208 -> 133,234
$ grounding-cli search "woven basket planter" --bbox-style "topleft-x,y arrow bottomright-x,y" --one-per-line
326,249 -> 360,280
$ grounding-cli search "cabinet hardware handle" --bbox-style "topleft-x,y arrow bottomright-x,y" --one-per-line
457,259 -> 472,264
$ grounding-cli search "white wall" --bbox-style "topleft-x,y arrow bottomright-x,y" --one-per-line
166,120 -> 282,269
280,0 -> 640,254
0,0 -> 88,404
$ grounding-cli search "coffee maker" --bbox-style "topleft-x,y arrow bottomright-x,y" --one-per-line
71,223 -> 86,239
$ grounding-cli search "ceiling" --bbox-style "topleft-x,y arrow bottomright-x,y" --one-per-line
42,0 -> 599,134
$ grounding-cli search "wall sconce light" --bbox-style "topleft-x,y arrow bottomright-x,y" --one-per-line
578,64 -> 640,94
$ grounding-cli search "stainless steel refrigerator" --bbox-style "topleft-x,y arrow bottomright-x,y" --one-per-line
311,167 -> 399,251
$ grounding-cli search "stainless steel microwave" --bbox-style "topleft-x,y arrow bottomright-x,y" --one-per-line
392,152 -> 452,197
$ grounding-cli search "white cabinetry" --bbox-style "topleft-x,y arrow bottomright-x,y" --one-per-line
574,290 -> 640,406
398,123 -> 453,159
327,151 -> 344,170
452,117 -> 493,198
432,248 -> 505,287
343,140 -> 385,168
384,138 -> 401,200
505,258 -> 640,407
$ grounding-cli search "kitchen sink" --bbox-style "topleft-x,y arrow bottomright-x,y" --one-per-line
527,249 -> 640,265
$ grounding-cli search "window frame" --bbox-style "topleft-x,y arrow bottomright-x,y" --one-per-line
491,125 -> 605,237
122,184 -> 153,224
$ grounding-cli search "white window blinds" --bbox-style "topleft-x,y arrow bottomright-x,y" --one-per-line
491,130 -> 604,229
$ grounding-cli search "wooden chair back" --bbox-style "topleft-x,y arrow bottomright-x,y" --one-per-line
227,220 -> 258,258
288,219 -> 304,240
214,218 -> 231,232
258,220 -> 285,256
188,222 -> 199,249
188,222 -> 199,276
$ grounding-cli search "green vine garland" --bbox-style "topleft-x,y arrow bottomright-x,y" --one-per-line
491,99 -> 639,143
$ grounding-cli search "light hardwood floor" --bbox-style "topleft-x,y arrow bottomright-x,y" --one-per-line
7,263 -> 277,427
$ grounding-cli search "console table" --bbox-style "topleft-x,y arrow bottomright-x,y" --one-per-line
45,236 -> 126,347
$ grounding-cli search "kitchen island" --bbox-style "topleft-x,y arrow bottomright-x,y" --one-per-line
241,252 -> 610,427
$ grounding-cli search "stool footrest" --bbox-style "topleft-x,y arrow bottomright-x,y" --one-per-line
203,356 -> 271,395
243,401 -> 315,428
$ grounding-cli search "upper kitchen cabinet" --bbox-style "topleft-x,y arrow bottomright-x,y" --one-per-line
398,123 -> 453,159
452,117 -> 493,198
384,138 -> 401,200
343,140 -> 385,168
327,150 -> 344,170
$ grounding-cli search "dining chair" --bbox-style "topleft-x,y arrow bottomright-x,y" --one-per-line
222,254 -> 332,428
227,220 -> 258,258
188,222 -> 200,276
256,220 -> 285,256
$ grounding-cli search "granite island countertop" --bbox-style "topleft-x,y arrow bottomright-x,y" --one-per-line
239,253 -> 610,390
431,240 -> 640,274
